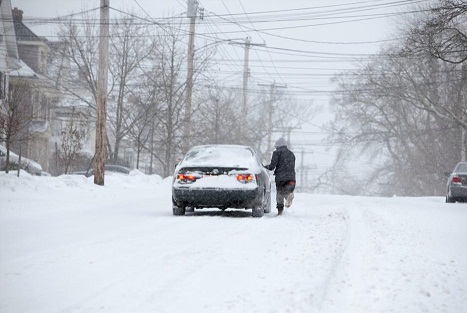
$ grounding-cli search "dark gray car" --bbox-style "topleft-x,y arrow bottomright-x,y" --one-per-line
73,164 -> 130,177
445,162 -> 467,203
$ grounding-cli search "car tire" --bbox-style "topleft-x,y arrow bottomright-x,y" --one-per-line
173,204 -> 186,216
252,206 -> 264,217
446,188 -> 457,203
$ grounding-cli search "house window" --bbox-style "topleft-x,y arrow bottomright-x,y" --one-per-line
39,94 -> 48,119
0,72 -> 8,100
40,50 -> 48,75
32,90 -> 39,117
31,90 -> 46,120
52,119 -> 62,136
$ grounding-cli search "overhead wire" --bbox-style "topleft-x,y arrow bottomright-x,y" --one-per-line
12,0 -> 427,44
204,0 -> 426,18
197,1 -> 420,97
196,1 -> 245,90
237,0 -> 286,87
11,1 -> 439,98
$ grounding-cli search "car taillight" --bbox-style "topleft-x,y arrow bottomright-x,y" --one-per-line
177,173 -> 200,183
236,174 -> 255,183
452,176 -> 462,184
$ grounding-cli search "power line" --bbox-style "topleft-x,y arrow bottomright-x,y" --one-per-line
205,0 -> 427,19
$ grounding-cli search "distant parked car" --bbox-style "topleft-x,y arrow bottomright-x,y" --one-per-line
172,144 -> 272,217
444,162 -> 467,203
0,144 -> 42,175
72,164 -> 131,177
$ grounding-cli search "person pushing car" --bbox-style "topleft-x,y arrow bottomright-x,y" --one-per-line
264,137 -> 296,215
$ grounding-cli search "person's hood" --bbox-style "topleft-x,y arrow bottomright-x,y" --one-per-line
275,137 -> 287,147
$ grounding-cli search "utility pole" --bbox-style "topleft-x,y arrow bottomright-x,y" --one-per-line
461,62 -> 467,161
301,150 -> 305,189
94,0 -> 109,186
242,37 -> 250,116
183,0 -> 198,153
297,150 -> 316,192
258,81 -> 287,156
230,38 -> 265,116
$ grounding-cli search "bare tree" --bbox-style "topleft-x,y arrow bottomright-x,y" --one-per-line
51,11 -> 154,162
328,46 -> 462,196
0,78 -> 35,173
193,86 -> 242,145
405,0 -> 467,161
407,0 -> 467,65
107,16 -> 154,163
325,1 -> 467,196
49,10 -> 313,177
147,23 -> 187,176
57,116 -> 87,174
137,18 -> 214,176
244,84 -> 318,161
126,96 -> 154,170
52,16 -> 100,109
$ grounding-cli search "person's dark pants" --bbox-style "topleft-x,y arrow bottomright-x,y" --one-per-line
276,180 -> 295,212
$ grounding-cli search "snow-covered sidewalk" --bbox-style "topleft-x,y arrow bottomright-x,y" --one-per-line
1,173 -> 466,313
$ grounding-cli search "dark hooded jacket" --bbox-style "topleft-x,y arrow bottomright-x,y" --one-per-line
265,145 -> 296,182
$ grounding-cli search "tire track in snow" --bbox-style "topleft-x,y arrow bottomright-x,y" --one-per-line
145,204 -> 353,313
316,197 -> 405,313
265,197 -> 353,313
317,197 -> 467,313
306,206 -> 354,313
147,214 -> 298,313
317,200 -> 367,313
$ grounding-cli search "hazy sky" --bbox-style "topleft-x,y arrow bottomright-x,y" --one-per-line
10,0 -> 420,175
11,0 -> 398,98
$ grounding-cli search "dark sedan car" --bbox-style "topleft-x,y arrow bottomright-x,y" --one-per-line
445,162 -> 467,203
172,145 -> 272,217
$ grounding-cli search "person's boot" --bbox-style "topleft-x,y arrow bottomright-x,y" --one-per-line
277,205 -> 284,216
285,192 -> 294,208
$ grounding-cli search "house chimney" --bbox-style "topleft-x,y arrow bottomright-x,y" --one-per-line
12,7 -> 23,22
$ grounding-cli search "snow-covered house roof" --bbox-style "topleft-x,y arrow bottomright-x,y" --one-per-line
12,8 -> 44,43
12,7 -> 50,76
8,58 -> 37,77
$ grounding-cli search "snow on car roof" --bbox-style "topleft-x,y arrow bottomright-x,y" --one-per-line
0,144 -> 43,172
180,145 -> 258,169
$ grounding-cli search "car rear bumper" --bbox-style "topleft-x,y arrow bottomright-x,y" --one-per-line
449,185 -> 467,198
173,187 -> 262,209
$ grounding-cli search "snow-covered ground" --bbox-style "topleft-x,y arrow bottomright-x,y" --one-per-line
1,171 -> 466,313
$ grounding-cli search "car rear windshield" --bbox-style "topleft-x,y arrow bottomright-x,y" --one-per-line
455,163 -> 467,173
182,146 -> 256,168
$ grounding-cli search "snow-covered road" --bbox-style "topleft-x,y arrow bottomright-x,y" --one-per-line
1,173 -> 466,313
